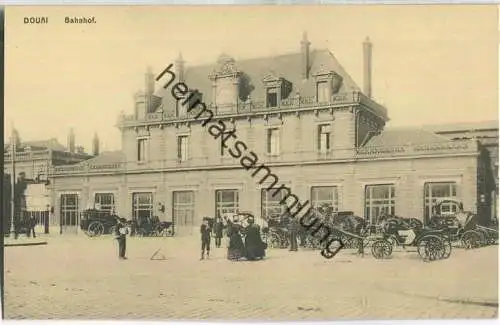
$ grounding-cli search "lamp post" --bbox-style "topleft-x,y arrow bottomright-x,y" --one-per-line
9,130 -> 17,238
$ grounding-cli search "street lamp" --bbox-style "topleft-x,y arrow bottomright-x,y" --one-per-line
9,129 -> 17,238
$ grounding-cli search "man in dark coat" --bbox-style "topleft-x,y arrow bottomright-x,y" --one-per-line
114,217 -> 128,260
213,216 -> 224,248
287,209 -> 299,252
244,216 -> 265,261
200,218 -> 211,260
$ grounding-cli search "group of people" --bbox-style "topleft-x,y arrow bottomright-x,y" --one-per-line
200,214 -> 267,261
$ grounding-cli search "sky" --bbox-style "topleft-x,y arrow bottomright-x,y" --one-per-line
4,5 -> 499,152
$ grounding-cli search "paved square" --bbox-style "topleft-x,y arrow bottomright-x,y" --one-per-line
4,234 -> 498,320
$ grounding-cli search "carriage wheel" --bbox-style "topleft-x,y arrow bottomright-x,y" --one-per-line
417,235 -> 443,261
425,236 -> 445,261
442,238 -> 452,259
87,221 -> 105,237
371,240 -> 392,259
268,233 -> 281,249
461,231 -> 481,249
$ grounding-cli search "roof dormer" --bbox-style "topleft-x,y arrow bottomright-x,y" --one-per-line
209,54 -> 241,114
262,72 -> 293,108
312,65 -> 343,103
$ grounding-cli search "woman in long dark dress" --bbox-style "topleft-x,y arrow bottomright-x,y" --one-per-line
244,217 -> 266,261
227,216 -> 245,261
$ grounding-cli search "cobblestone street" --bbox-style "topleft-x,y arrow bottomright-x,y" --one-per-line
4,235 -> 498,320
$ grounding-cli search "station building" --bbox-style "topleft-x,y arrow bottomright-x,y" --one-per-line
48,34 -> 498,235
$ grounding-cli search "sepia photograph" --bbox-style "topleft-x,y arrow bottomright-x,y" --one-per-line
2,5 -> 499,320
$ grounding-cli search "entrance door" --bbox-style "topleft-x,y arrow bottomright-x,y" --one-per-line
173,191 -> 195,235
60,194 -> 79,234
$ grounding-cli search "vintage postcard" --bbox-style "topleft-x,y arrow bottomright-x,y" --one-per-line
2,5 -> 498,321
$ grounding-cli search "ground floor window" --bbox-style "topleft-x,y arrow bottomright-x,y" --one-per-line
132,192 -> 154,221
365,184 -> 396,223
311,186 -> 339,211
261,189 -> 286,219
424,182 -> 458,222
215,189 -> 239,217
95,193 -> 115,213
173,191 -> 195,226
60,194 -> 79,226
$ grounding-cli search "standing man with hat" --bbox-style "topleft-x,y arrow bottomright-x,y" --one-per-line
200,217 -> 212,260
114,217 -> 129,260
286,206 -> 299,252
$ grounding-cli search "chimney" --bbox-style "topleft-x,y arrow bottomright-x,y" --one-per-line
145,66 -> 155,96
145,66 -> 155,113
300,31 -> 311,79
11,128 -> 20,148
67,128 -> 75,154
175,53 -> 185,83
363,36 -> 372,98
92,132 -> 100,156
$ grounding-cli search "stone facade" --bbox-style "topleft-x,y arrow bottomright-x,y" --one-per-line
48,35 -> 497,234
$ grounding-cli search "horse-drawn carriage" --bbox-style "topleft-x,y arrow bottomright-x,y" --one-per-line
80,209 -> 121,237
133,215 -> 174,237
370,217 -> 451,261
262,213 -> 292,248
428,198 -> 498,248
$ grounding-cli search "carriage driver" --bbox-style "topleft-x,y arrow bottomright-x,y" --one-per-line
455,203 -> 469,228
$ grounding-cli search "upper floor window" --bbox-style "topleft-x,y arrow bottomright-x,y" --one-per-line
317,124 -> 331,152
177,135 -> 189,162
317,81 -> 330,103
267,128 -> 280,155
137,138 -> 148,162
266,88 -> 278,108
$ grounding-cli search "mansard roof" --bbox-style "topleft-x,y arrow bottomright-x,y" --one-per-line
75,150 -> 125,166
423,120 -> 499,133
364,127 -> 451,147
152,48 -> 361,112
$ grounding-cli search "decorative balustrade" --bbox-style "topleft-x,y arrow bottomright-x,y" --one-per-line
356,139 -> 476,158
51,140 -> 477,177
4,150 -> 50,162
117,91 -> 367,126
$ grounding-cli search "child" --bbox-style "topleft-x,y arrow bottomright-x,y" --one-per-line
200,218 -> 211,260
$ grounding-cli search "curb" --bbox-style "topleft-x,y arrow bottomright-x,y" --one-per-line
4,241 -> 48,247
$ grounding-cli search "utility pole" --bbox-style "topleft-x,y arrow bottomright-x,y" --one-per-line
10,129 -> 17,238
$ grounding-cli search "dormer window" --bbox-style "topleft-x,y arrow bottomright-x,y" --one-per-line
313,66 -> 343,104
262,73 -> 293,109
266,88 -> 278,108
209,54 -> 240,115
317,81 -> 329,103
